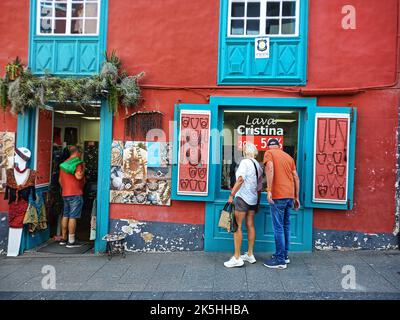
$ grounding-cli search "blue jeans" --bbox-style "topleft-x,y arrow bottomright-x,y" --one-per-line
270,198 -> 293,264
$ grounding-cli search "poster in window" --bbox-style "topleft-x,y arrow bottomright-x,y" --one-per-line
177,110 -> 210,196
109,141 -> 172,206
35,108 -> 53,187
313,114 -> 350,204
0,132 -> 15,192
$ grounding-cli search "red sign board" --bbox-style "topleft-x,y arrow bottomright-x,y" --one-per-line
177,111 -> 210,196
238,135 -> 284,151
313,115 -> 349,204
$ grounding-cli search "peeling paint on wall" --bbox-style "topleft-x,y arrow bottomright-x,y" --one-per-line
110,219 -> 204,252
314,229 -> 399,251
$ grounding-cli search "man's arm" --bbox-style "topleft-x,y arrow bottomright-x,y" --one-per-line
265,161 -> 274,204
293,170 -> 300,210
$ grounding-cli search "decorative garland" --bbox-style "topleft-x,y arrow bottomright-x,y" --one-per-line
0,50 -> 143,114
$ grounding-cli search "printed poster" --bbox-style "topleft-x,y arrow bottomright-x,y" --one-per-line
0,132 -> 15,192
110,141 -> 172,206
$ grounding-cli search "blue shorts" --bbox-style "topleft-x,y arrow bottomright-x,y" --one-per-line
63,196 -> 83,219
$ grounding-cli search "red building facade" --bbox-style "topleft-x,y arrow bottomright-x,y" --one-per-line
0,0 -> 399,254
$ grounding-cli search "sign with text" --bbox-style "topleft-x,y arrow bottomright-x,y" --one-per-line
238,136 -> 284,151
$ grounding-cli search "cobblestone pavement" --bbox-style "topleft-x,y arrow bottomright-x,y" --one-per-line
1,250 -> 399,300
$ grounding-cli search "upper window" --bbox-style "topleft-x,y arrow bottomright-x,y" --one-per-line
228,0 -> 299,37
37,0 -> 100,35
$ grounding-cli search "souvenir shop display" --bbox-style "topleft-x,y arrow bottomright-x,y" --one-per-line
4,147 -> 36,256
313,114 -> 350,204
109,140 -> 172,206
177,111 -> 210,196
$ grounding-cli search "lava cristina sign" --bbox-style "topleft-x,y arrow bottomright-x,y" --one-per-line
177,110 -> 210,196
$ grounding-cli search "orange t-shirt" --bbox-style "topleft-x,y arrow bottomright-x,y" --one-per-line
263,149 -> 296,199
59,158 -> 85,197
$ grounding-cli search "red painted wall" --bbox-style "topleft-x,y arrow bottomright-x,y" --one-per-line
0,0 -> 398,235
107,0 -> 400,234
0,0 -> 29,212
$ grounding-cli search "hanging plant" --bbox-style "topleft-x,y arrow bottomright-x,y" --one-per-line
5,56 -> 23,81
0,52 -> 144,114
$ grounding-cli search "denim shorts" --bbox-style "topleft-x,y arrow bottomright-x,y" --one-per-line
234,197 -> 258,212
63,196 -> 83,219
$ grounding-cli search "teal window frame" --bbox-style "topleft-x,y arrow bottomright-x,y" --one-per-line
218,0 -> 309,85
28,0 -> 108,75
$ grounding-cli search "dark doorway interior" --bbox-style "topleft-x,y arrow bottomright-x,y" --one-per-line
46,103 -> 100,250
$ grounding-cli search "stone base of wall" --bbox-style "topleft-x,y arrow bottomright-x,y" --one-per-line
313,229 -> 399,250
109,219 -> 204,252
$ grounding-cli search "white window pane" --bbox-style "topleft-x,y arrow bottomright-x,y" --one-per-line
40,2 -> 53,17
71,19 -> 84,34
40,18 -> 53,33
231,2 -> 245,17
266,19 -> 279,34
72,3 -> 84,17
85,3 -> 98,17
246,19 -> 260,35
54,19 -> 67,33
266,2 -> 280,17
231,19 -> 244,35
281,18 -> 296,34
247,2 -> 260,17
84,19 -> 98,34
282,1 -> 296,16
55,3 -> 67,17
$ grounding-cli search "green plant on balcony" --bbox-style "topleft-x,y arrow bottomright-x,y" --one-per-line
0,51 -> 144,114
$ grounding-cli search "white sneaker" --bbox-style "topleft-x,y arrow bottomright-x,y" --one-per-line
240,252 -> 256,264
224,256 -> 244,268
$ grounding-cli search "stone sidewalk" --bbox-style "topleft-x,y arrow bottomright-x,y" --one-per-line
0,250 -> 399,300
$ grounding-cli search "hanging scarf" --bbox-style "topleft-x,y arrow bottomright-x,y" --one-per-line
60,157 -> 83,174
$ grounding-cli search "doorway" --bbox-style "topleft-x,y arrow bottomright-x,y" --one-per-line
204,97 -> 313,252
40,102 -> 100,254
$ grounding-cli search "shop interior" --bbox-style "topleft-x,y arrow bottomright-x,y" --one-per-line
221,109 -> 299,190
43,103 -> 100,252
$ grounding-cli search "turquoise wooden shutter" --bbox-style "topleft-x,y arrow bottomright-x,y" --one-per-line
304,107 -> 357,210
218,0 -> 309,85
171,103 -> 217,202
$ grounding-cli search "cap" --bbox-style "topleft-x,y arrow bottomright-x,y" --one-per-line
267,138 -> 280,147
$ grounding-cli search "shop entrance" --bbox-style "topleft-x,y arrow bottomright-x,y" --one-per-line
204,101 -> 312,252
38,103 -> 100,254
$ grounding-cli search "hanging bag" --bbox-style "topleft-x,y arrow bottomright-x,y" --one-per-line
218,202 -> 238,233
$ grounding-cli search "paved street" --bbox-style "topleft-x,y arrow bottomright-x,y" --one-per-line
0,250 -> 399,300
